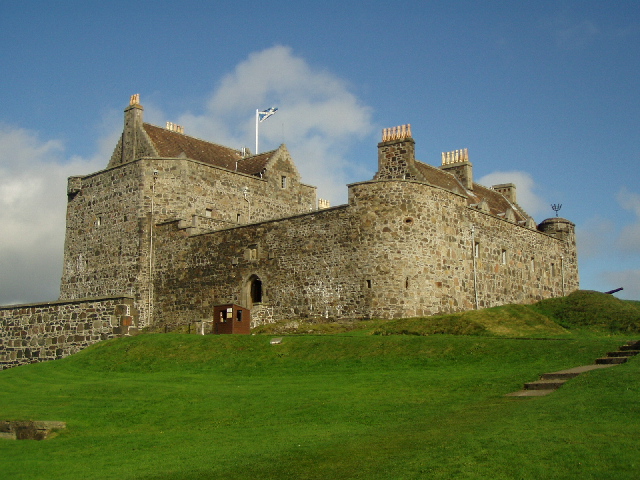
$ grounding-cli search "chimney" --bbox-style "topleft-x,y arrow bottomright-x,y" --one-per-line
121,94 -> 144,164
440,148 -> 473,190
492,183 -> 517,204
166,122 -> 184,134
374,124 -> 417,180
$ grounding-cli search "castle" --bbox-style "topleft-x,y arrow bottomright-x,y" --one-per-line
0,94 -> 579,367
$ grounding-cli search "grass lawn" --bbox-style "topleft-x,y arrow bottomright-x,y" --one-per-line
1,333 -> 638,479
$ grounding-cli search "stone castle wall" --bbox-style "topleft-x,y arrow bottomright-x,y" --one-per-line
0,296 -> 137,370
60,154 -> 316,327
150,179 -> 578,328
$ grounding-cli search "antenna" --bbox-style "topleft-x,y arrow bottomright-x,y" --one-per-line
551,204 -> 562,217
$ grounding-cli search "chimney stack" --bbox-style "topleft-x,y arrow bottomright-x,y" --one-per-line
440,148 -> 473,190
374,124 -> 417,180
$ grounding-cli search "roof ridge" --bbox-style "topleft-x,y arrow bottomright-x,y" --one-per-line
142,122 -> 242,154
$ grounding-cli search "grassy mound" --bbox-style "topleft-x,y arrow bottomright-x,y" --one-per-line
531,290 -> 640,333
256,291 -> 639,337
373,303 -> 569,337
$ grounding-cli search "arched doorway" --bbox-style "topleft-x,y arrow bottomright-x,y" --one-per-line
244,274 -> 263,308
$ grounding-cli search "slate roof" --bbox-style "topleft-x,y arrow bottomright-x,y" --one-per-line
142,123 -> 274,176
413,159 -> 530,222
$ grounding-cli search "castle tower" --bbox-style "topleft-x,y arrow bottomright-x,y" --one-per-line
374,124 -> 418,180
440,148 -> 473,190
537,217 -> 576,243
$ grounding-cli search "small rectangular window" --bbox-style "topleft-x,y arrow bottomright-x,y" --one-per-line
281,176 -> 287,188
474,242 -> 480,258
236,310 -> 242,322
205,209 -> 212,218
501,249 -> 507,265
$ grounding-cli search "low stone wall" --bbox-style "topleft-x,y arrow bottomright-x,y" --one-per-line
0,421 -> 66,440
0,296 -> 137,370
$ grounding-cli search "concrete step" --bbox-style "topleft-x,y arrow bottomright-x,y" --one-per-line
540,372 -> 581,381
505,389 -> 556,397
506,340 -> 639,398
524,379 -> 566,390
607,350 -> 639,357
595,356 -> 628,365
619,344 -> 640,351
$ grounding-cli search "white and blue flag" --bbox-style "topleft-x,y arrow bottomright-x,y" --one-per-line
258,107 -> 278,122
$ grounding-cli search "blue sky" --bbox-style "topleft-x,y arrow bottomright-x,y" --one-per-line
1,1 -> 639,303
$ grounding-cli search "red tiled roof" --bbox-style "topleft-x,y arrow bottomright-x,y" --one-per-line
233,150 -> 275,176
413,159 -> 529,222
413,161 -> 465,194
142,123 -> 273,175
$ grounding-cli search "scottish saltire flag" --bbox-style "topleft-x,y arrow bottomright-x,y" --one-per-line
258,107 -> 278,122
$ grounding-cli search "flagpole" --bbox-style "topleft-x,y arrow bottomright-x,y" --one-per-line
255,109 -> 259,155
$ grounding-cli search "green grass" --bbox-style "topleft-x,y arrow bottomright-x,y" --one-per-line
1,333 -> 639,479
254,290 -> 640,337
531,290 -> 640,333
2,290 -> 639,479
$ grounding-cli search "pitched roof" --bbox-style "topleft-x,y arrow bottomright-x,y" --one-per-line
142,123 -> 275,175
413,159 -> 530,222
413,161 -> 465,195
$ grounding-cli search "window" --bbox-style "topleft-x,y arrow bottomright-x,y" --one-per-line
474,242 -> 480,258
236,310 -> 243,322
205,209 -> 212,218
236,213 -> 241,223
366,279 -> 372,289
95,216 -> 102,227
551,263 -> 556,276
281,176 -> 287,189
501,249 -> 507,265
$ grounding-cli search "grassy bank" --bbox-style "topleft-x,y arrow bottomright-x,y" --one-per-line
1,332 -> 638,479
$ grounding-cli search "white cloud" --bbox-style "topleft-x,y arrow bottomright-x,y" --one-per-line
576,216 -> 616,260
616,187 -> 640,254
476,170 -> 547,217
617,187 -> 640,216
0,125 -> 105,304
554,20 -> 599,49
542,15 -> 600,50
179,45 -> 374,205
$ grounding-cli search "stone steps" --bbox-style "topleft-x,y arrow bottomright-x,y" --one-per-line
604,350 -> 639,357
524,379 -> 566,390
506,339 -> 638,397
595,356 -> 629,365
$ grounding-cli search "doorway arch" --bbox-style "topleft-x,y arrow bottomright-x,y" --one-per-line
244,274 -> 263,308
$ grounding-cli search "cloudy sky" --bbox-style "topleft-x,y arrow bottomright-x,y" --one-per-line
1,1 -> 638,304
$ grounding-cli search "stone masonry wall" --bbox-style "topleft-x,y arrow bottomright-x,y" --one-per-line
60,155 -> 316,327
374,138 -> 419,181
0,296 -> 137,370
150,179 -> 578,328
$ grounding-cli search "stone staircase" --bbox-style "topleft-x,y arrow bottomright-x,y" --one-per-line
507,340 -> 639,397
